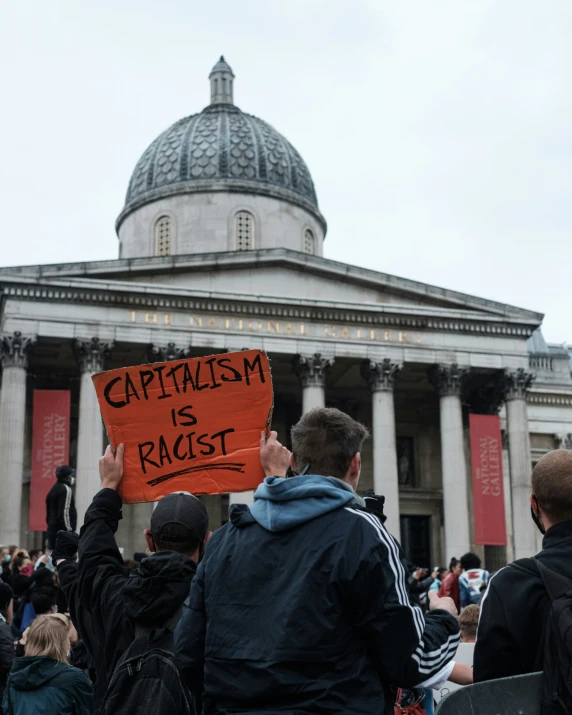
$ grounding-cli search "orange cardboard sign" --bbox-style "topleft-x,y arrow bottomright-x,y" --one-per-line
92,350 -> 273,504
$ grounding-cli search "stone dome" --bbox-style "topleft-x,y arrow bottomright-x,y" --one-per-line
118,57 -> 323,229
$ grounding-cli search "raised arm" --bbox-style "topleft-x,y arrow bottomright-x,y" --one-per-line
76,445 -> 129,617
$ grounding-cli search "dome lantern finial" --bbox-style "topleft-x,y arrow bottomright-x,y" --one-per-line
209,55 -> 235,105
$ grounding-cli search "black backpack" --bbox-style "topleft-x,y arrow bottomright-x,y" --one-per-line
100,627 -> 194,715
512,557 -> 572,714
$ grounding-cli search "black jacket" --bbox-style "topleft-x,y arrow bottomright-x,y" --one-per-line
175,483 -> 459,715
63,488 -> 197,711
474,520 -> 572,681
46,481 -> 77,533
0,618 -> 15,706
408,574 -> 434,607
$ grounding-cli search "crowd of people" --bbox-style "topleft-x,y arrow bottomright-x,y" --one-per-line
0,407 -> 571,714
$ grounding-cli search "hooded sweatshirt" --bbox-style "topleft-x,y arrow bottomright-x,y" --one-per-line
68,488 -> 197,711
249,474 -> 365,531
3,656 -> 93,715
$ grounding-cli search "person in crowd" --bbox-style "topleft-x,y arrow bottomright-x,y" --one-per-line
439,557 -> 463,611
10,555 -> 34,615
14,567 -> 58,632
459,552 -> 489,607
430,567 -> 448,594
408,566 -> 436,609
0,582 -> 15,713
3,613 -> 93,715
46,466 -> 77,551
475,449 -> 572,681
459,605 -> 479,643
28,551 -> 43,568
54,443 -> 210,710
15,588 -> 58,657
175,408 -> 460,715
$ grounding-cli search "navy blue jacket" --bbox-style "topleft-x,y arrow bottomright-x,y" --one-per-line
175,475 -> 459,714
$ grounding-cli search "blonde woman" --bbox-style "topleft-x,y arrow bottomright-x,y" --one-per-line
3,613 -> 92,715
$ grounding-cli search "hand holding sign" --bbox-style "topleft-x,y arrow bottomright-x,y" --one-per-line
92,350 -> 274,504
99,443 -> 125,491
260,431 -> 291,477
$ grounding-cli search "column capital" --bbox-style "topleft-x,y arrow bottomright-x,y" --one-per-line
466,372 -> 508,415
502,368 -> 535,401
555,433 -> 572,450
73,337 -> 112,373
428,363 -> 468,397
361,358 -> 401,391
148,342 -> 190,363
0,331 -> 36,369
293,353 -> 333,388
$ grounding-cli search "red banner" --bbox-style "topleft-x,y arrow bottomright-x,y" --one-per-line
29,390 -> 71,531
469,414 -> 507,545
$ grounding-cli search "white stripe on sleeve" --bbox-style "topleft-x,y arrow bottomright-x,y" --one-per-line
345,506 -> 460,675
63,484 -> 72,531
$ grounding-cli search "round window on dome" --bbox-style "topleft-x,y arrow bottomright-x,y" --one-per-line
154,216 -> 173,257
303,229 -> 315,255
235,211 -> 255,251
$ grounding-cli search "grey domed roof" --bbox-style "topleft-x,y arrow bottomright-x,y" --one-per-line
120,58 -> 321,225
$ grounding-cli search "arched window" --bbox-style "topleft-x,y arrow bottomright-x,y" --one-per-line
303,229 -> 315,254
235,211 -> 254,250
154,216 -> 172,256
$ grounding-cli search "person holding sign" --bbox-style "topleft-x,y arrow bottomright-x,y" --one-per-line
55,444 -> 210,712
175,407 -> 460,715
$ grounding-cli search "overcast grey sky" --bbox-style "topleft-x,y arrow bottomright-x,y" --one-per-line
1,1 -> 570,342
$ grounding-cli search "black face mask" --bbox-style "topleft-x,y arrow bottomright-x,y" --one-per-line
530,497 -> 546,536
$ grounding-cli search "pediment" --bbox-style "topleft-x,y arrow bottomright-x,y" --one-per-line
0,248 -> 543,327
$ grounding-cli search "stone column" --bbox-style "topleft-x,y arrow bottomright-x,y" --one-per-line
503,368 -> 536,560
361,359 -> 402,538
0,332 -> 35,544
73,338 -> 112,527
429,364 -> 471,561
502,431 -> 515,563
229,491 -> 254,506
293,353 -> 333,414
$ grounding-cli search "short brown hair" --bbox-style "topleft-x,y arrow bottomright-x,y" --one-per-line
25,614 -> 70,663
532,449 -> 572,524
291,408 -> 369,480
459,604 -> 480,639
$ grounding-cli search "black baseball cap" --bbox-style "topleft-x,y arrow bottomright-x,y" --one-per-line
56,465 -> 74,480
150,492 -> 208,543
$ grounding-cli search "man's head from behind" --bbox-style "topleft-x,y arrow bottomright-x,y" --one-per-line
290,408 -> 369,489
531,449 -> 572,532
459,604 -> 480,643
460,552 -> 481,571
31,587 -> 57,616
144,492 -> 210,562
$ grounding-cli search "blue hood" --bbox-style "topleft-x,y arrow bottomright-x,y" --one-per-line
249,475 -> 363,532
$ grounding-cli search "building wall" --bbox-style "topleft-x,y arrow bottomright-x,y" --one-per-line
118,192 -> 325,259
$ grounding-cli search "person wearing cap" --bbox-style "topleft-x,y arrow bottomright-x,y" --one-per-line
54,444 -> 210,711
45,465 -> 77,551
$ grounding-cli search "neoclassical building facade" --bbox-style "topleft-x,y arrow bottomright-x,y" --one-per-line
1,58 -> 571,567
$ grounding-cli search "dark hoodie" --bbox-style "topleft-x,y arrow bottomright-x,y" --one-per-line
70,489 -> 197,711
3,656 -> 92,715
175,475 -> 459,715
